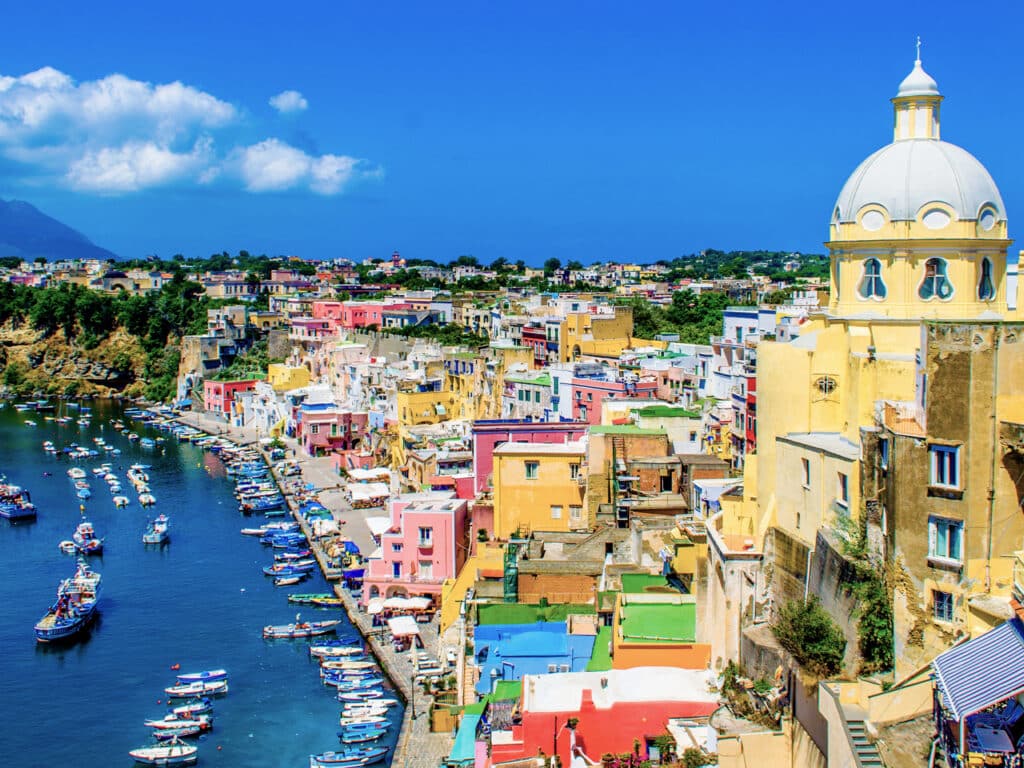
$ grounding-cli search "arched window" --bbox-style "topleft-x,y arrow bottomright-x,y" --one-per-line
858,258 -> 887,299
978,257 -> 995,301
919,258 -> 953,300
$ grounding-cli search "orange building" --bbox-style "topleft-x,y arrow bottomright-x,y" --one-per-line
611,592 -> 711,670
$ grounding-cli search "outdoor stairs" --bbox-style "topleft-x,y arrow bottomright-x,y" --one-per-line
847,719 -> 884,768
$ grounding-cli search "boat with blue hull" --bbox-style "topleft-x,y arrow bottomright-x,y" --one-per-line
34,561 -> 101,643
309,745 -> 389,768
143,515 -> 170,545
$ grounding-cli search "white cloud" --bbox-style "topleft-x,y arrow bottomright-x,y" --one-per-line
235,138 -> 374,195
66,138 -> 213,193
0,66 -> 376,196
269,90 -> 308,114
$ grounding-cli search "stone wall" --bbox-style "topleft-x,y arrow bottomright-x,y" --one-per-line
517,573 -> 596,605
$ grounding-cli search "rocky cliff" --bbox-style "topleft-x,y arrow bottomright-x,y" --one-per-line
0,324 -> 147,397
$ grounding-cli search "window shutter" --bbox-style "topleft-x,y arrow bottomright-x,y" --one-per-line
928,519 -> 937,557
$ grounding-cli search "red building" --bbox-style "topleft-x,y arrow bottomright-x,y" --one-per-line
471,420 -> 587,494
487,668 -> 718,767
203,379 -> 258,419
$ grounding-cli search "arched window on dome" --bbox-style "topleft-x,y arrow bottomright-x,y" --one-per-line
978,258 -> 995,301
919,258 -> 953,301
858,258 -> 887,300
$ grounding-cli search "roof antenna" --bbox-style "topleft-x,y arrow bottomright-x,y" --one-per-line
916,35 -> 922,64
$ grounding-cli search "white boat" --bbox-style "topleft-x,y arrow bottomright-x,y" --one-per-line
91,467 -> 107,476
176,668 -> 228,684
338,714 -> 388,727
113,496 -> 130,508
24,420 -> 36,427
128,737 -> 198,766
316,647 -> 369,660
144,713 -> 212,730
59,540 -> 77,555
164,679 -> 229,697
67,468 -> 86,479
343,698 -> 398,711
139,493 -> 156,506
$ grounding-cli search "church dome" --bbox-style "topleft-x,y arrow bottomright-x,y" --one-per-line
834,139 -> 1005,225
896,59 -> 940,97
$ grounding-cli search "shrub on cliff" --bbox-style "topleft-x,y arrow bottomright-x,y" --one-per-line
772,596 -> 846,678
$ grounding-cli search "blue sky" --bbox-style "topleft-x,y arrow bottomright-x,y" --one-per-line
1,1 -> 1021,263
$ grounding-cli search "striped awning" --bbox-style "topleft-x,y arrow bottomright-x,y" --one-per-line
932,617 -> 1024,721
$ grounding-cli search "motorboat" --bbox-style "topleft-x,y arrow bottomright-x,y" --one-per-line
263,618 -> 341,639
114,496 -> 130,508
176,669 -> 228,684
143,515 -> 170,544
34,561 -> 101,643
128,737 -> 198,765
164,679 -> 228,698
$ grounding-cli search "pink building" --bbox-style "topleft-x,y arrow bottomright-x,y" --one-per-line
570,377 -> 658,425
297,405 -> 367,457
471,420 -> 587,494
341,301 -> 385,329
203,379 -> 258,419
289,317 -> 336,342
362,494 -> 469,606
311,301 -> 346,325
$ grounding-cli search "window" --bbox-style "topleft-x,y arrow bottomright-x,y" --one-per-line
933,590 -> 954,623
310,424 -> 319,435
919,257 -> 954,300
929,444 -> 960,488
392,543 -> 403,552
550,505 -> 563,519
929,517 -> 963,564
660,475 -> 673,493
570,463 -> 580,480
535,391 -> 541,403
579,405 -> 587,420
569,505 -> 583,522
879,437 -> 890,470
978,257 -> 995,301
858,258 -> 887,299
525,461 -> 539,479
559,664 -> 570,673
418,561 -> 433,580
689,431 -> 698,442
736,327 -> 743,342
587,392 -> 593,402
801,458 -> 811,488
547,664 -> 558,673
837,472 -> 849,507
418,527 -> 433,546
552,378 -> 559,395
392,562 -> 402,578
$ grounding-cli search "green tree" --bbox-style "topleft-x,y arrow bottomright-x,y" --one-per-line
543,257 -> 562,277
566,259 -> 584,271
772,596 -> 846,678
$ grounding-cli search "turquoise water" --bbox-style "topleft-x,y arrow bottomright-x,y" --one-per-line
0,399 -> 402,767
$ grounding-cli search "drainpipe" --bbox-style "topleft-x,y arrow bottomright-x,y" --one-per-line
986,332 -> 1001,593
804,543 -> 814,602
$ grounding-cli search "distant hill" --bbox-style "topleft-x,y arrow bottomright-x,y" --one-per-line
0,199 -> 119,262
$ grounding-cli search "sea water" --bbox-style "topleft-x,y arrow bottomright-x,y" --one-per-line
0,399 -> 402,767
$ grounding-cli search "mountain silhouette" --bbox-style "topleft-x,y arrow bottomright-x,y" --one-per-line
0,199 -> 120,261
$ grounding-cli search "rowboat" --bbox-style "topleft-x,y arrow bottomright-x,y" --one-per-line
310,745 -> 389,767
320,659 -> 376,671
274,574 -> 308,586
315,647 -> 366,659
288,593 -> 334,605
144,713 -> 212,731
337,714 -> 388,727
337,728 -> 388,744
164,679 -> 229,698
176,668 -> 228,684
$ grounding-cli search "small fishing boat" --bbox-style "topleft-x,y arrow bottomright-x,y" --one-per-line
343,698 -> 398,712
76,488 -> 92,500
145,713 -> 212,731
176,668 -> 228,684
320,659 -> 376,671
337,728 -> 388,744
59,540 -> 78,554
140,437 -> 156,448
0,483 -> 37,521
337,690 -> 387,702
289,593 -> 335,605
128,736 -> 198,766
153,725 -> 206,741
274,574 -> 308,587
113,495 -> 130,507
170,698 -> 213,717
24,419 -> 36,427
263,562 -> 315,577
313,646 -> 366,659
311,597 -> 343,607
139,493 -> 157,506
143,514 -> 170,544
67,467 -> 87,480
72,520 -> 103,555
34,561 -> 101,643
164,679 -> 228,698
336,714 -> 388,728
263,617 -> 341,639
310,745 -> 389,767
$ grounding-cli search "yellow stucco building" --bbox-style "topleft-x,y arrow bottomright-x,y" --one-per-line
492,441 -> 587,539
710,52 -> 1024,678
267,363 -> 311,393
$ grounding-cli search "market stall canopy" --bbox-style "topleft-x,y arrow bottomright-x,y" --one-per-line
387,615 -> 420,637
366,516 -> 392,538
383,596 -> 432,611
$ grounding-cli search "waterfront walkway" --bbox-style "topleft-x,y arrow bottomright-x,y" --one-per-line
174,409 -> 455,766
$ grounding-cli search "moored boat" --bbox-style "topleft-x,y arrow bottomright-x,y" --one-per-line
164,679 -> 229,698
144,713 -> 212,731
72,520 -> 103,555
143,514 -> 170,544
310,745 -> 389,768
34,561 -> 101,643
263,618 -> 341,639
175,668 -> 228,684
128,736 -> 198,766
289,593 -> 335,605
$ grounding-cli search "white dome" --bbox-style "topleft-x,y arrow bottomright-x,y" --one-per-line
834,139 -> 1005,224
896,60 -> 940,97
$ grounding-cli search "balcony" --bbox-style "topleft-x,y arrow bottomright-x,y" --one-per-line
417,538 -> 434,551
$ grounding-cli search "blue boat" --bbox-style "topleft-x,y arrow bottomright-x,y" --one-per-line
140,437 -> 156,448
76,488 -> 92,500
0,483 -> 37,521
176,668 -> 228,684
263,563 -> 315,577
337,728 -> 387,744
34,561 -> 102,642
310,745 -> 389,768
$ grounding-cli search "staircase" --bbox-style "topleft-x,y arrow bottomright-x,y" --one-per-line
847,719 -> 884,768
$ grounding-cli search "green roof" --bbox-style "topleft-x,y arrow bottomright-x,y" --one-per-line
619,601 -> 696,644
477,603 -> 595,625
491,680 -> 522,701
462,702 -> 487,715
505,373 -> 552,386
633,405 -> 700,419
620,573 -> 672,594
590,425 -> 666,436
586,626 -> 614,671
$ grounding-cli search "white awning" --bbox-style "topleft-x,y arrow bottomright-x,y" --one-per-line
387,615 -> 420,637
366,597 -> 386,615
366,516 -> 392,537
383,596 -> 433,610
